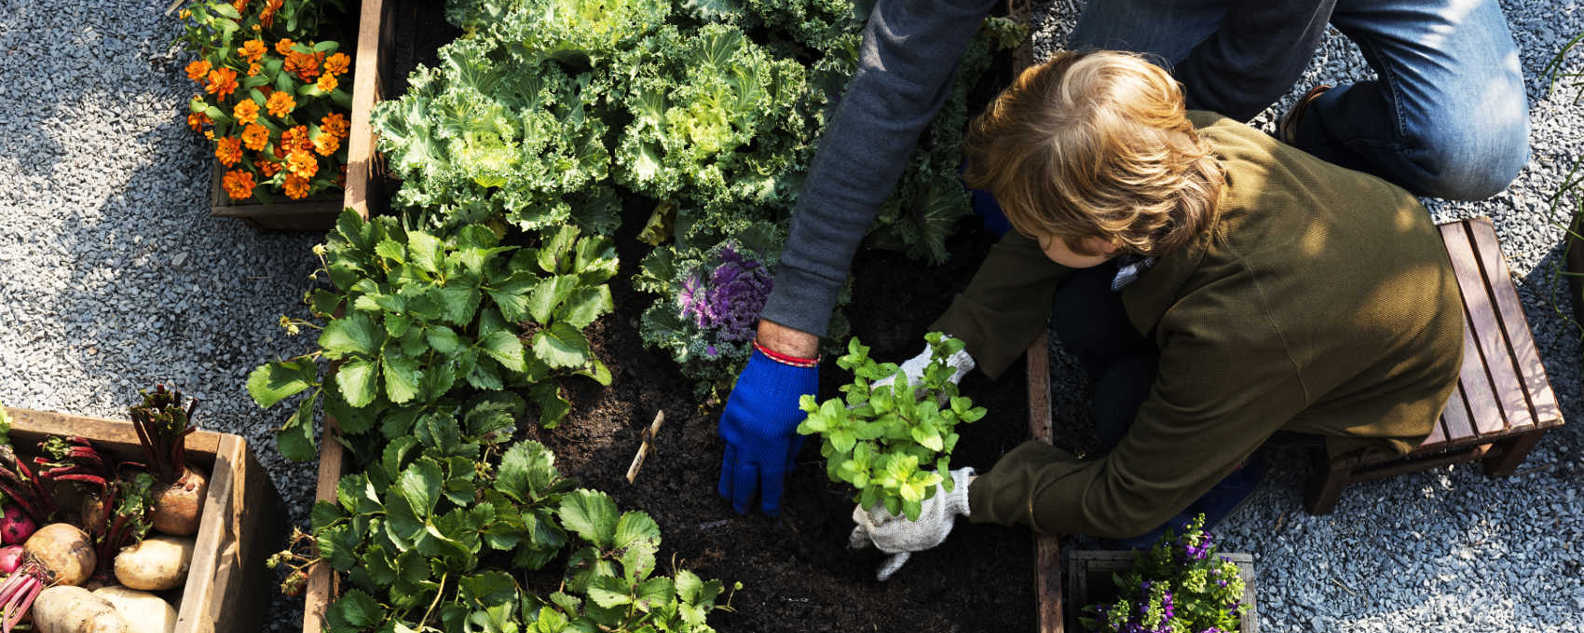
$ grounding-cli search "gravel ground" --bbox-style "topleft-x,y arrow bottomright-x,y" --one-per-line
1033,1 -> 1584,631
0,0 -> 319,618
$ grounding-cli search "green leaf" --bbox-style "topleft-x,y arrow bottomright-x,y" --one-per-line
558,489 -> 620,549
432,286 -> 482,326
407,231 -> 444,273
382,355 -> 422,405
320,313 -> 383,359
326,589 -> 381,629
486,273 -> 538,323
425,326 -> 462,355
246,359 -> 317,408
527,275 -> 579,324
613,511 -> 660,552
397,458 -> 444,518
557,286 -> 614,329
530,382 -> 571,428
496,440 -> 560,504
910,425 -> 944,452
532,322 -> 592,369
477,329 -> 527,373
375,239 -> 406,263
275,414 -> 317,461
587,574 -> 633,609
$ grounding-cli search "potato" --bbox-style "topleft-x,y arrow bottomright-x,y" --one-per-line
112,537 -> 193,592
91,587 -> 175,633
23,524 -> 96,586
32,586 -> 128,633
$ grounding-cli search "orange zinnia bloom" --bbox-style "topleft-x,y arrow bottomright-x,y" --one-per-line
184,60 -> 211,82
320,112 -> 349,138
286,51 -> 321,81
215,136 -> 244,167
231,0 -> 248,13
233,99 -> 260,125
283,174 -> 311,200
312,132 -> 341,157
248,62 -> 262,77
316,73 -> 337,93
265,91 -> 295,118
186,112 -> 210,132
275,38 -> 296,56
239,39 -> 267,64
204,130 -> 215,140
255,158 -> 282,178
205,68 -> 238,100
241,123 -> 270,151
285,149 -> 319,179
222,169 -> 256,200
324,53 -> 350,76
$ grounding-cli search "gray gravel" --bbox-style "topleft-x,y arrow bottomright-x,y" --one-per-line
0,0 -> 319,588
1034,1 -> 1584,631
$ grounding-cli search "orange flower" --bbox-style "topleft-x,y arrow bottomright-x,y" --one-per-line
265,91 -> 295,118
241,123 -> 270,151
184,60 -> 211,82
285,51 -> 321,80
320,112 -> 349,138
231,0 -> 248,12
275,38 -> 296,56
186,112 -> 210,132
285,149 -> 319,179
222,169 -> 256,200
215,136 -> 243,167
324,53 -> 350,76
316,73 -> 337,93
283,174 -> 311,200
312,132 -> 341,157
204,130 -> 215,140
205,67 -> 238,100
255,159 -> 282,178
233,99 -> 259,125
238,39 -> 267,64
247,62 -> 262,77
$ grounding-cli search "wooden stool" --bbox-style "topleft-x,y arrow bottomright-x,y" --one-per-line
1304,217 -> 1565,514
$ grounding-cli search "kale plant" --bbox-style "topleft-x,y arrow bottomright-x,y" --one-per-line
797,333 -> 985,520
247,210 -> 618,460
634,226 -> 779,396
446,0 -> 670,65
1081,514 -> 1249,633
281,404 -> 736,633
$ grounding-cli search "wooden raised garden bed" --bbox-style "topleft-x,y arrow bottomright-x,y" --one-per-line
209,161 -> 342,232
1066,550 -> 1258,633
2,406 -> 284,633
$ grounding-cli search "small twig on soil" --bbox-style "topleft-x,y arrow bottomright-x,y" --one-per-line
625,410 -> 666,484
1273,511 -> 1287,533
163,0 -> 184,15
1329,577 -> 1358,596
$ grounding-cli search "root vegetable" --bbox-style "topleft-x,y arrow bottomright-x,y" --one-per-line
23,524 -> 95,586
0,506 -> 35,546
31,586 -> 128,633
91,587 -> 174,633
0,547 -> 21,574
112,537 -> 192,592
148,468 -> 206,537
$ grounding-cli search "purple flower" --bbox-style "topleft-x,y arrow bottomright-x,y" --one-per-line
678,244 -> 773,343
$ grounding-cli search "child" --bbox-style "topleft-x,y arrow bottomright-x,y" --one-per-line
848,50 -> 1465,580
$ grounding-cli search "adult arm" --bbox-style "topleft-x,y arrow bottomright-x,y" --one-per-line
967,317 -> 1310,538
1172,0 -> 1335,121
759,0 -> 1000,338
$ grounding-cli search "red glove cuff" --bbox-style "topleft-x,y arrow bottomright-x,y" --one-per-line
753,341 -> 819,368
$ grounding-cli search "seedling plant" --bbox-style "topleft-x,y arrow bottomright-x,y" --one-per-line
1081,514 -> 1248,633
797,333 -> 986,520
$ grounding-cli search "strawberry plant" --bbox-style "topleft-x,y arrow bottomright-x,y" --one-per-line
797,333 -> 986,520
247,210 -> 618,460
278,402 -> 736,633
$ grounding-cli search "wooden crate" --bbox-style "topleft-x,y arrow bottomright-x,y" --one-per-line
2,407 -> 284,633
1066,550 -> 1258,633
209,161 -> 342,232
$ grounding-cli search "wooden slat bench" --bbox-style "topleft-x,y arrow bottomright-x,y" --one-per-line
1304,216 -> 1565,514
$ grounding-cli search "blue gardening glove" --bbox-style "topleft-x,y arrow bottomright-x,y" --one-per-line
718,347 -> 818,516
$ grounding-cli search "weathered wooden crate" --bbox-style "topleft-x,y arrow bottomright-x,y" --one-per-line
1066,550 -> 1258,633
2,407 -> 284,633
208,161 -> 342,232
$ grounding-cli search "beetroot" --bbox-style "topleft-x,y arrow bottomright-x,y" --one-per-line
0,507 -> 32,546
0,547 -> 20,574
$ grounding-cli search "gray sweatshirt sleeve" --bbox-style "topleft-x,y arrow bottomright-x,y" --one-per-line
759,0 -> 999,337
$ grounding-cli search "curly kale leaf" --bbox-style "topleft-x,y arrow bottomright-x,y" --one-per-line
374,37 -> 618,234
447,0 -> 670,65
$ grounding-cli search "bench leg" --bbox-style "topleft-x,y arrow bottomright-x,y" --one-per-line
1482,430 -> 1546,477
1304,451 -> 1349,515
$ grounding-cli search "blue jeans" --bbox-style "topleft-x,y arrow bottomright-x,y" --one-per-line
1067,0 -> 1530,201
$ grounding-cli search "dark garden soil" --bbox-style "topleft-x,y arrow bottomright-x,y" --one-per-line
527,219 -> 1038,633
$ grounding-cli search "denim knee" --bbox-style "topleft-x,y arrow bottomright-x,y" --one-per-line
1403,83 -> 1529,201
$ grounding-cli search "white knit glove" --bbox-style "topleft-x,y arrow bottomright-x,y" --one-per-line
848,468 -> 974,581
872,337 -> 976,393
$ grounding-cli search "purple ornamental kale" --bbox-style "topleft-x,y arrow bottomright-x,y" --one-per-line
678,244 -> 772,344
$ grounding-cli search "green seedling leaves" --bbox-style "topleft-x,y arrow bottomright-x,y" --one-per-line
558,489 -> 620,549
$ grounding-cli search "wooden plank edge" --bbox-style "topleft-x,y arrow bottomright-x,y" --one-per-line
1465,218 -> 1565,427
343,0 -> 389,219
1025,335 -> 1062,633
176,436 -> 239,633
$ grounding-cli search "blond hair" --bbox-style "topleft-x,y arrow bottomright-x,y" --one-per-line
963,50 -> 1224,257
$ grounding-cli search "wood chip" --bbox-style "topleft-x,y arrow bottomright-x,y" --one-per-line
625,410 -> 666,484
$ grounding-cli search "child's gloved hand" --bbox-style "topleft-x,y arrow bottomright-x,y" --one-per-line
847,468 -> 975,581
871,335 -> 975,395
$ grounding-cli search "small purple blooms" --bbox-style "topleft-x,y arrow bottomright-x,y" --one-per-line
678,244 -> 772,343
